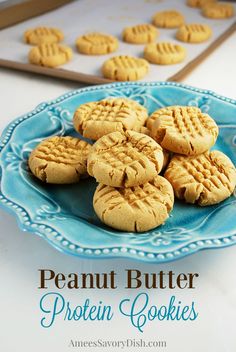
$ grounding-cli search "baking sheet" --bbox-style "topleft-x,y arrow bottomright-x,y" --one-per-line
0,0 -> 235,83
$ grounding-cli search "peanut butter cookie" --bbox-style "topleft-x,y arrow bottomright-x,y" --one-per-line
87,130 -> 164,188
28,43 -> 72,67
144,42 -> 186,65
165,151 -> 236,206
73,98 -> 146,140
93,176 -> 174,232
24,27 -> 64,45
202,3 -> 234,19
152,10 -> 184,28
123,24 -> 158,44
29,136 -> 92,184
117,98 -> 148,130
176,24 -> 212,43
150,106 -> 218,155
102,55 -> 149,81
187,0 -> 216,8
76,32 -> 118,55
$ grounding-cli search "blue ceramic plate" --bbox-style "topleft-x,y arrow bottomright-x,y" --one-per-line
0,82 -> 236,262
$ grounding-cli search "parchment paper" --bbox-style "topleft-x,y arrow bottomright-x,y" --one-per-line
0,0 -> 235,82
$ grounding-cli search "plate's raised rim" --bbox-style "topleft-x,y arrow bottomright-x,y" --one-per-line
0,81 -> 236,263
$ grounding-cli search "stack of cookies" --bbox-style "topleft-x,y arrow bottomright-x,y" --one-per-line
87,131 -> 175,232
73,98 -> 174,232
28,98 -> 236,233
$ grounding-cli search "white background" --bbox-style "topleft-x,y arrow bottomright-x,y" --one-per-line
0,26 -> 236,352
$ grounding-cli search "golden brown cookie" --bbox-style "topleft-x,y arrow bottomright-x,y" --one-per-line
187,0 -> 216,8
76,32 -> 118,55
162,149 -> 171,171
150,106 -> 218,155
138,126 -> 150,136
147,106 -> 179,131
73,98 -> 147,140
103,98 -> 148,131
102,55 -> 149,81
123,24 -> 158,44
87,130 -> 164,188
24,27 -> 64,45
165,151 -> 236,206
118,98 -> 148,130
152,10 -> 184,28
202,3 -> 234,19
28,43 -> 72,67
146,107 -> 165,131
93,176 -> 174,232
176,24 -> 212,43
28,136 -> 92,184
144,42 -> 186,65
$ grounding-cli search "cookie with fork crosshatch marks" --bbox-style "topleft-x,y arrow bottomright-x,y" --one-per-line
102,55 -> 149,81
150,106 -> 218,156
176,23 -> 212,43
28,136 -> 92,184
76,32 -> 118,55
122,24 -> 158,44
87,130 -> 164,188
164,151 -> 236,206
28,43 -> 72,67
114,97 -> 148,132
105,97 -> 148,132
144,42 -> 186,65
93,176 -> 174,232
24,27 -> 64,45
73,98 -> 147,140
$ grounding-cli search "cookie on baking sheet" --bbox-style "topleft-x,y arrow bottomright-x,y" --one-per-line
150,106 -> 218,155
73,98 -> 147,140
187,0 -> 216,8
93,176 -> 174,232
123,24 -> 158,44
87,130 -> 164,188
144,42 -> 186,65
102,55 -> 149,81
176,24 -> 212,43
152,10 -> 184,28
29,136 -> 92,184
164,151 -> 236,206
202,3 -> 234,19
28,43 -> 72,67
76,32 -> 118,55
24,27 -> 64,45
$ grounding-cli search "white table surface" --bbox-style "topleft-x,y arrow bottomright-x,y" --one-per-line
0,32 -> 236,352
